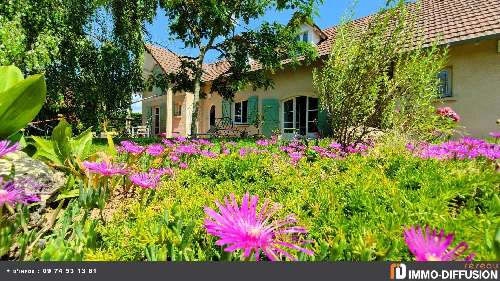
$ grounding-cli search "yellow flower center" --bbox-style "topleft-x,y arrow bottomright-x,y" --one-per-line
425,254 -> 443,261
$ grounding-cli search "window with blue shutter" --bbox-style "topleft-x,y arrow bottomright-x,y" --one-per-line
234,100 -> 248,124
438,69 -> 452,98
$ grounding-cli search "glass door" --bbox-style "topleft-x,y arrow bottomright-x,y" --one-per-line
282,96 -> 319,139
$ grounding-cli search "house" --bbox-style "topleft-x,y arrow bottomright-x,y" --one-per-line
141,0 -> 500,139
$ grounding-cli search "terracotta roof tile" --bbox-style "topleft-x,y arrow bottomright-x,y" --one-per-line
146,0 -> 500,82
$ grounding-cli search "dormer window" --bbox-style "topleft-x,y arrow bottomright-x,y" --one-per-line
296,31 -> 309,43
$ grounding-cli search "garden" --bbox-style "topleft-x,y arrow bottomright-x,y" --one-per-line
0,0 -> 499,263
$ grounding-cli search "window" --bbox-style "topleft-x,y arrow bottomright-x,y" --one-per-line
173,103 -> 182,117
154,107 -> 160,135
295,31 -> 309,43
234,100 -> 248,124
438,69 -> 452,98
282,96 -> 319,136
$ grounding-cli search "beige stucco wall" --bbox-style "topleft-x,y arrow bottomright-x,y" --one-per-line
437,39 -> 500,138
198,65 -> 319,135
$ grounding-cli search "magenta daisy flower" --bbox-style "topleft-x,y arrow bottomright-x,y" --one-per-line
204,193 -> 314,261
146,144 -> 165,156
149,167 -> 174,177
403,225 -> 475,261
489,132 -> 500,139
0,141 -> 20,158
119,140 -> 145,155
0,178 -> 39,207
83,161 -> 128,176
129,172 -> 160,189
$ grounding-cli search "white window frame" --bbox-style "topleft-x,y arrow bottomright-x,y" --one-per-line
154,106 -> 160,135
233,100 -> 248,124
281,96 -> 319,137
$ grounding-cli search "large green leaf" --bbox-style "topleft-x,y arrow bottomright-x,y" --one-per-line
0,65 -> 23,93
72,127 -> 93,161
0,74 -> 46,138
32,136 -> 63,166
51,119 -> 73,164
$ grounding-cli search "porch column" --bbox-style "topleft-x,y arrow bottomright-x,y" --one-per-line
165,87 -> 173,138
184,92 -> 194,136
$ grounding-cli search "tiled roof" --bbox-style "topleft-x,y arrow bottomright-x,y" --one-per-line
145,44 -> 182,74
146,0 -> 500,82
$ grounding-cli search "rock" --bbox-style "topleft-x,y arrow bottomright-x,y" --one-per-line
0,151 -> 66,202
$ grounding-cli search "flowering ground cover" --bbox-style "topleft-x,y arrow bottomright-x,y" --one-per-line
1,132 -> 499,261
55,134 -> 498,262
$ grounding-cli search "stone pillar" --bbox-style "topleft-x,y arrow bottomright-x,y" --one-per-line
166,87 -> 173,138
184,92 -> 194,136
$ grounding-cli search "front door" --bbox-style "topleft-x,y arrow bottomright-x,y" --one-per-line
282,96 -> 319,139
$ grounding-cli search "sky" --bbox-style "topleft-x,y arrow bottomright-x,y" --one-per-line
132,0 -> 389,113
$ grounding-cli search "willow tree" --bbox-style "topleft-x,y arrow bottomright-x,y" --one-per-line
0,0 -> 158,131
158,0 -> 321,134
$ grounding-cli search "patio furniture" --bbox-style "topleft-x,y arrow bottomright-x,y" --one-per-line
132,126 -> 150,138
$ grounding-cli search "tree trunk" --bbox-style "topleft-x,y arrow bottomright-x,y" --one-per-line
190,56 -> 205,136
190,77 -> 201,135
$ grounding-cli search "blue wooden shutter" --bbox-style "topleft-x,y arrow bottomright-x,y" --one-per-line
262,99 -> 280,137
222,99 -> 231,120
318,107 -> 331,137
247,96 -> 258,124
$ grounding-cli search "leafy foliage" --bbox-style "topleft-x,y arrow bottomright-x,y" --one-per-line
313,1 -> 448,146
154,0 -> 322,134
0,65 -> 46,138
0,0 -> 156,131
32,119 -> 93,172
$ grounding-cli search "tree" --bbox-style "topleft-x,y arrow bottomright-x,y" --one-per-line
157,0 -> 322,135
313,0 -> 448,146
0,0 -> 158,131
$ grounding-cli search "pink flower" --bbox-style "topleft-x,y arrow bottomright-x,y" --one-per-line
129,172 -> 160,189
256,139 -> 270,146
489,132 -> 500,139
0,141 -> 19,158
146,144 -> 165,156
437,107 -> 460,122
0,178 -> 39,207
162,139 -> 175,147
403,225 -> 475,261
288,152 -> 303,164
149,167 -> 174,177
179,162 -> 188,169
83,161 -> 128,176
204,193 -> 314,261
200,150 -> 217,158
119,140 -> 145,155
170,154 -> 180,163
